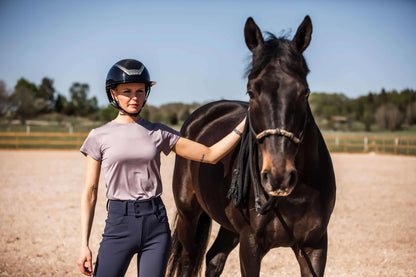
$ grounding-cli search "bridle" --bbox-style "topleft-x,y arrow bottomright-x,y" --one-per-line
228,107 -> 309,215
248,108 -> 308,144
227,104 -> 318,276
248,107 -> 319,276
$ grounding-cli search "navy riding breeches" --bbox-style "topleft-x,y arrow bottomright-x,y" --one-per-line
93,196 -> 171,277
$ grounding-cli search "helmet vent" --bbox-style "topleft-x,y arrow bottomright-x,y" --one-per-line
114,64 -> 145,76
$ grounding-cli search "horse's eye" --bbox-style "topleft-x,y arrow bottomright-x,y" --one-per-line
305,88 -> 310,99
247,91 -> 255,99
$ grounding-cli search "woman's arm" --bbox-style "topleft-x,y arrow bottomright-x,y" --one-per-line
172,117 -> 246,164
77,155 -> 101,276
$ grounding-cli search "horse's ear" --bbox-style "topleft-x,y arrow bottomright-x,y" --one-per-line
244,17 -> 264,52
292,15 -> 313,53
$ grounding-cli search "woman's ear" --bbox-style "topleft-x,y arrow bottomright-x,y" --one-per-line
110,89 -> 118,100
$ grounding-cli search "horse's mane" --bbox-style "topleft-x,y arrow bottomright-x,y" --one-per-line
246,32 -> 310,80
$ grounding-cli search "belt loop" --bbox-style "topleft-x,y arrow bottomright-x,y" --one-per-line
124,201 -> 128,216
106,199 -> 110,212
151,197 -> 156,214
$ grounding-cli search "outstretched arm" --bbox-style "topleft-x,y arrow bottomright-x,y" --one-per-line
77,155 -> 101,276
172,117 -> 246,164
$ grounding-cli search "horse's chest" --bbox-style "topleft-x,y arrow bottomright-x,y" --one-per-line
252,189 -> 325,246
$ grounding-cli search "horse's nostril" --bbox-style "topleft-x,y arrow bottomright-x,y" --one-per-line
262,170 -> 270,184
286,169 -> 297,188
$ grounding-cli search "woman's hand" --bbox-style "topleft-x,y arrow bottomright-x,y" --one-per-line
77,245 -> 93,276
78,155 -> 100,276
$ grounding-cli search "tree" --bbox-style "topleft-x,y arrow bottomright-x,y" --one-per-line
140,106 -> 150,121
99,104 -> 118,121
165,111 -> 178,125
54,93 -> 68,113
406,102 -> 416,125
36,77 -> 55,113
362,110 -> 374,131
67,82 -> 98,116
9,78 -> 38,123
179,108 -> 191,122
0,80 -> 9,116
309,93 -> 350,118
375,103 -> 403,131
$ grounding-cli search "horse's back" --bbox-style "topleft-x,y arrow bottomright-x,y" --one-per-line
172,100 -> 247,220
180,100 -> 248,142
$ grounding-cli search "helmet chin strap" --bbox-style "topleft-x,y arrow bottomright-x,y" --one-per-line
120,108 -> 141,118
111,98 -> 148,118
110,86 -> 150,118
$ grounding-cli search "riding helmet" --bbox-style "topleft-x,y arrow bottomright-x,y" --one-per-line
105,59 -> 156,111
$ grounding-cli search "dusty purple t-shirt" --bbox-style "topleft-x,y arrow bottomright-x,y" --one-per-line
80,119 -> 180,200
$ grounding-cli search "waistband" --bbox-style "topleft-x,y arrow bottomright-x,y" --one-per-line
107,196 -> 164,217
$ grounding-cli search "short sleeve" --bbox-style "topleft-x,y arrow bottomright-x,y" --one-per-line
80,129 -> 102,161
159,124 -> 181,155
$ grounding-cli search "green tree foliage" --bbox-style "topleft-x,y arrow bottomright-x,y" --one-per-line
309,93 -> 351,118
405,102 -> 416,125
6,77 -> 57,121
8,78 -> 38,123
99,104 -> 119,121
140,106 -> 150,121
309,88 -> 416,131
54,94 -> 68,113
65,82 -> 98,116
0,80 -> 9,116
36,77 -> 55,113
4,75 -> 416,132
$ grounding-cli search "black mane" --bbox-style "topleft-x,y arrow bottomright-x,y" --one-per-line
246,32 -> 310,80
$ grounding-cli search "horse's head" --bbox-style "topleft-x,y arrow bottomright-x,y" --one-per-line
245,16 -> 312,197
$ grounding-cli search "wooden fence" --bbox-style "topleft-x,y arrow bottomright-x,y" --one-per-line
0,132 -> 415,155
0,132 -> 88,150
324,135 -> 416,155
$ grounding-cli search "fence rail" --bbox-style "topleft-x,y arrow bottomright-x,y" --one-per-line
0,132 -> 88,150
0,132 -> 415,155
324,135 -> 416,155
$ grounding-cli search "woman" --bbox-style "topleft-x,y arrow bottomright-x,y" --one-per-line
77,59 -> 245,276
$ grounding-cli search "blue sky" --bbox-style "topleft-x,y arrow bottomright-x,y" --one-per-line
0,0 -> 415,107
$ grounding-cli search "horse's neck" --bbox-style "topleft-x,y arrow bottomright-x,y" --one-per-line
298,111 -> 324,167
298,110 -> 335,187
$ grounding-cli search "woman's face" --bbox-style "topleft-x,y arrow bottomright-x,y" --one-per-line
111,83 -> 146,114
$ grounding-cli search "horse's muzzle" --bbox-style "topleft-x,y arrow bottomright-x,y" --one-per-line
262,168 -> 297,197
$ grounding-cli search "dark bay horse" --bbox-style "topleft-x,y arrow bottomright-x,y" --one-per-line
167,16 -> 336,277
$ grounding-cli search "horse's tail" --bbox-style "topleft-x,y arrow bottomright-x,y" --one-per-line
167,211 -> 212,277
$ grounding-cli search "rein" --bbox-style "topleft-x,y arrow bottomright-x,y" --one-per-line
227,108 -> 318,276
228,110 -> 308,214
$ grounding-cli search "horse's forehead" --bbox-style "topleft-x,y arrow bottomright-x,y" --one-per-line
249,61 -> 305,90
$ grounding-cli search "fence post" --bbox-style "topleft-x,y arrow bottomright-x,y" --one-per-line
394,138 -> 399,154
26,125 -> 30,134
364,137 -> 368,152
407,138 -> 410,155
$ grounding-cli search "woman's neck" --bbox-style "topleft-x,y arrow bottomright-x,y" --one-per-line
114,112 -> 140,123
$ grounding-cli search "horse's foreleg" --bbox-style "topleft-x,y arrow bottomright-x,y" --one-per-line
292,232 -> 328,277
176,211 -> 203,277
238,231 -> 263,277
205,226 -> 239,277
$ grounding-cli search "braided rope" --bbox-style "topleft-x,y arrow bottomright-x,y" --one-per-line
256,128 -> 301,143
